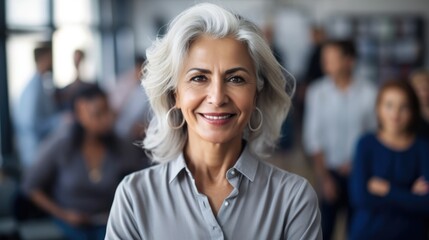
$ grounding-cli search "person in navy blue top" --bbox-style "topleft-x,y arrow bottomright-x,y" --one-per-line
350,80 -> 429,240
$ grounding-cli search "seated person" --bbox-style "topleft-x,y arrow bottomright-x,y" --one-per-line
22,85 -> 147,240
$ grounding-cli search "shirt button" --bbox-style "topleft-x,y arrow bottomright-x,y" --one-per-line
224,201 -> 229,207
231,170 -> 236,175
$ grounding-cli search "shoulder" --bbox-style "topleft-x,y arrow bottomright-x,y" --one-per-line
358,132 -> 376,144
355,132 -> 377,151
37,132 -> 73,158
122,163 -> 168,183
307,77 -> 330,95
356,79 -> 377,95
119,163 -> 170,194
257,161 -> 317,201
306,78 -> 331,105
414,136 -> 429,152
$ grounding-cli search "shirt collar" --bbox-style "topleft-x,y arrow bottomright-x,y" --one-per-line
326,75 -> 359,91
168,153 -> 187,184
168,145 -> 259,184
232,145 -> 258,182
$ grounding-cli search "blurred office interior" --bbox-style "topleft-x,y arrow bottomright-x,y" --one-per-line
1,0 -> 429,239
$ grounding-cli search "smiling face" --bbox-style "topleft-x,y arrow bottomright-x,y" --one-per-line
175,35 -> 257,145
377,87 -> 412,134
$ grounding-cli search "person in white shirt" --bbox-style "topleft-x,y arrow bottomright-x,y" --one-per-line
303,39 -> 377,240
14,43 -> 61,169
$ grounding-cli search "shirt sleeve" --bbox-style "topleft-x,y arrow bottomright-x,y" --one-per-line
383,140 -> 429,215
105,177 -> 141,240
350,136 -> 429,216
17,77 -> 39,131
21,137 -> 59,195
350,136 -> 394,209
303,85 -> 323,155
283,179 -> 322,240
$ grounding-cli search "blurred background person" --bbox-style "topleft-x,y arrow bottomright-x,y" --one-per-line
349,80 -> 429,240
13,42 -> 62,170
303,39 -> 377,240
295,26 -> 326,130
108,55 -> 152,141
409,69 -> 429,138
303,26 -> 326,86
58,49 -> 94,111
22,85 -> 147,240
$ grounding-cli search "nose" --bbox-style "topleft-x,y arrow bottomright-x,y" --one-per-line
207,76 -> 228,107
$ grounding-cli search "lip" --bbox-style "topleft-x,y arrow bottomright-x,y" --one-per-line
198,112 -> 236,126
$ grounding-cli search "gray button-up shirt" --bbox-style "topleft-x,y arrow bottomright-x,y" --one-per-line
105,146 -> 321,239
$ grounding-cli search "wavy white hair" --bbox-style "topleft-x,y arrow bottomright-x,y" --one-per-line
142,3 -> 294,163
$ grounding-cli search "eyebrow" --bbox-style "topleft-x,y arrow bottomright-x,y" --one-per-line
186,67 -> 250,75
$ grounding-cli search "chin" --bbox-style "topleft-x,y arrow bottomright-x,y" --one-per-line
201,135 -> 235,144
195,131 -> 242,145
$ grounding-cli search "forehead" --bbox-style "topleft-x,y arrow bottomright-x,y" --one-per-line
322,45 -> 343,55
183,35 -> 255,72
380,87 -> 408,102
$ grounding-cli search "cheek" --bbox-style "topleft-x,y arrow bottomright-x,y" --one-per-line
176,84 -> 200,107
233,93 -> 256,117
400,110 -> 412,122
378,105 -> 392,121
177,91 -> 202,112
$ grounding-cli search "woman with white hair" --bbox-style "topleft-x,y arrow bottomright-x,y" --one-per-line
106,3 -> 321,239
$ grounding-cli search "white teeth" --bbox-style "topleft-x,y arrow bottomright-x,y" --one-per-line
203,114 -> 232,120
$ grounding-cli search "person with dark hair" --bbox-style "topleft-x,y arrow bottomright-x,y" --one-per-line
14,42 -> 61,169
303,39 -> 377,239
410,69 -> 429,138
304,26 -> 326,85
58,49 -> 94,110
349,80 -> 429,240
22,85 -> 147,240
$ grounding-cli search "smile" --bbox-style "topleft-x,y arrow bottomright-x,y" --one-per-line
202,114 -> 234,120
199,113 -> 236,125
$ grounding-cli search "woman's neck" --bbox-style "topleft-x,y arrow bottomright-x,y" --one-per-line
378,129 -> 415,150
184,133 -> 243,183
82,133 -> 104,149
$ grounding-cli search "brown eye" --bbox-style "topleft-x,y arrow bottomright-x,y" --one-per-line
227,76 -> 245,84
190,75 -> 207,82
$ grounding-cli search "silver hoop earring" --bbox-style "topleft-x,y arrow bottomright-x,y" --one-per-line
248,107 -> 263,132
166,107 -> 185,129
